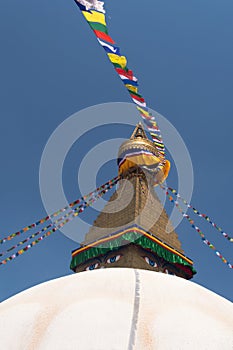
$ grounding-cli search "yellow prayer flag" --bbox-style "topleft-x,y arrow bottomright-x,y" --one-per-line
82,11 -> 106,26
136,106 -> 150,117
107,53 -> 127,69
125,84 -> 138,93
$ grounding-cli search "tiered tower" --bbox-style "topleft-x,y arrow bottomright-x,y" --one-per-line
70,124 -> 196,279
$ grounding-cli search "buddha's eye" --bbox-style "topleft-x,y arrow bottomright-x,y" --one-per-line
144,256 -> 158,267
86,262 -> 99,271
106,255 -> 121,264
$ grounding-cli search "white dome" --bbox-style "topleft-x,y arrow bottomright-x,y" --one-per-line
0,269 -> 232,350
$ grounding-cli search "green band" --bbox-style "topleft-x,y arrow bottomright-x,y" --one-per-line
70,230 -> 196,274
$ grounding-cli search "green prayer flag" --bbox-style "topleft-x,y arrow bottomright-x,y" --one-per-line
88,22 -> 108,34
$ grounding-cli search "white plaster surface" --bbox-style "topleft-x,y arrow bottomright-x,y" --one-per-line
0,269 -> 232,350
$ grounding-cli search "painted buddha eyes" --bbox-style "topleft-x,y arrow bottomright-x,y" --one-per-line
144,256 -> 158,267
106,255 -> 121,264
86,262 -> 99,271
85,255 -> 121,271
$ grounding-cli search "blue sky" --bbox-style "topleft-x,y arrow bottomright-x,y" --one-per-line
0,0 -> 233,301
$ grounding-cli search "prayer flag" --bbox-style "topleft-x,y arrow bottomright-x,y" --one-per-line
97,39 -> 121,55
83,10 -> 106,25
93,30 -> 115,44
88,22 -> 108,34
107,53 -> 127,69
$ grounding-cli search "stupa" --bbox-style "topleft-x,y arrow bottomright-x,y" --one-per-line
70,123 -> 196,279
1,124 -> 233,349
1,269 -> 233,349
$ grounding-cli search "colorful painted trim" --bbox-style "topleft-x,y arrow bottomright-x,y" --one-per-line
118,148 -> 159,166
70,226 -> 195,274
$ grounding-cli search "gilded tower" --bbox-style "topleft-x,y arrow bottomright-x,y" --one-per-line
70,124 -> 196,279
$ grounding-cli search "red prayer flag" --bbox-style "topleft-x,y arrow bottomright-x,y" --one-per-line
130,93 -> 145,103
93,30 -> 115,44
115,68 -> 134,79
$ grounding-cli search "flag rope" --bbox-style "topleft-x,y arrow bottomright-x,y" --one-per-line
160,185 -> 233,243
160,186 -> 232,269
0,175 -> 120,245
73,0 -> 166,161
0,176 -> 120,266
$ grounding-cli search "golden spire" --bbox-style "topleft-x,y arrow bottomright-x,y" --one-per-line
70,124 -> 195,279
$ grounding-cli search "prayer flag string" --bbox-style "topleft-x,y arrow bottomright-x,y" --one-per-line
0,175 -> 120,245
160,186 -> 232,269
73,1 -> 166,162
161,185 -> 233,243
0,180 -> 114,258
0,176 -> 120,266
